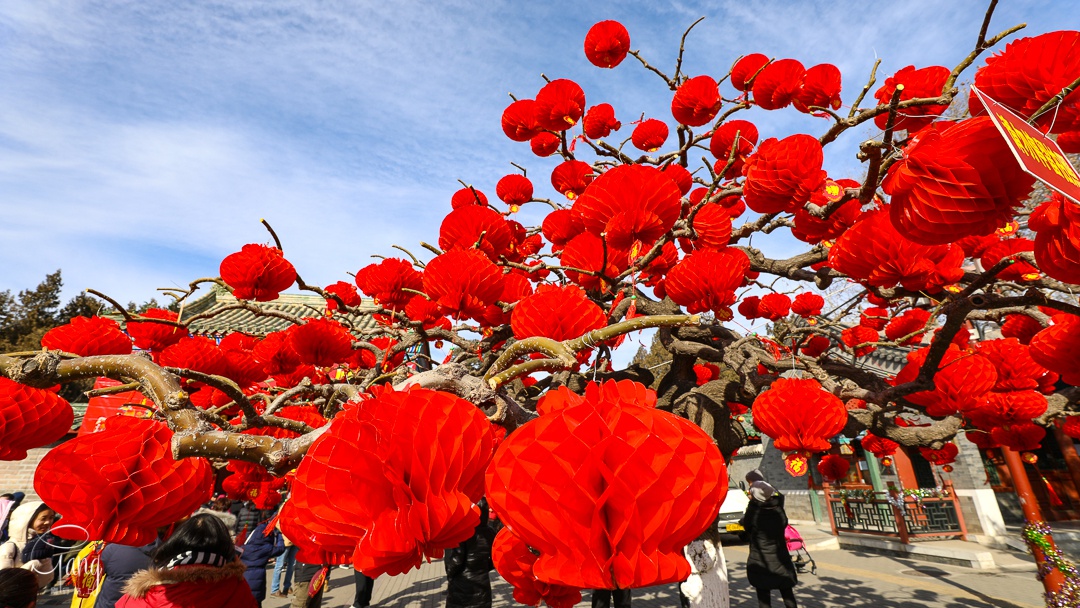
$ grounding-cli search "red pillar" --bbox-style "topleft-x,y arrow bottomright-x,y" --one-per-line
1003,447 -> 1065,595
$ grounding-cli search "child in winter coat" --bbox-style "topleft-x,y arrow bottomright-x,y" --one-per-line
239,520 -> 285,606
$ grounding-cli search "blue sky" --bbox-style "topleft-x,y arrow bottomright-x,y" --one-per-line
0,0 -> 1071,309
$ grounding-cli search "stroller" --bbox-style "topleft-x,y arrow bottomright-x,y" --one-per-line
784,525 -> 817,575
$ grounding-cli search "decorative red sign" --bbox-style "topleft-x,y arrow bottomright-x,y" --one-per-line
972,86 -> 1080,205
79,377 -> 153,435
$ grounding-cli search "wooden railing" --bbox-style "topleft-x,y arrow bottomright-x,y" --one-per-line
823,480 -> 967,543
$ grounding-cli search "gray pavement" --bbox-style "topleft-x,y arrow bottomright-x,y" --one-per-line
38,537 -> 1046,608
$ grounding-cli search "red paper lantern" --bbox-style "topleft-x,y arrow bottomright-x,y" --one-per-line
542,209 -> 586,253
551,160 -> 594,200
742,134 -> 826,214
35,416 -> 212,545
530,132 -> 561,157
672,75 -> 722,126
291,387 -> 493,577
981,238 -> 1039,282
535,79 -> 586,132
757,293 -> 791,321
559,232 -> 628,292
126,308 -> 186,352
222,465 -> 286,511
969,31 -> 1080,134
828,209 -> 965,292
709,120 -> 758,177
978,338 -> 1047,391
841,325 -> 878,358
1029,194 -> 1080,284
884,117 -> 1036,246
1030,314 -> 1080,386
752,59 -> 805,110
512,284 -> 606,344
919,443 -> 958,466
738,295 -> 761,320
572,164 -> 682,252
965,430 -> 999,449
693,363 -> 720,386
497,175 -> 534,208
689,204 -> 733,251
872,65 -> 951,133
276,500 -> 355,567
1061,416 -> 1080,440
252,330 -> 301,376
583,103 -> 621,139
661,164 -> 693,196
0,379 -> 73,461
492,528 -> 582,608
631,119 -> 669,152
423,249 -> 505,321
158,336 -> 226,376
793,64 -> 842,114
892,345 -> 997,418
861,433 -> 899,458
664,248 -> 750,318
451,187 -> 489,209
584,21 -> 630,68
41,316 -> 132,356
792,181 -> 862,245
991,423 -> 1046,452
859,307 -> 889,332
486,380 -> 726,589
439,205 -> 513,261
817,454 -> 850,482
885,309 -> 931,345
751,378 -> 847,454
355,258 -> 423,311
798,335 -> 831,358
324,281 -> 362,313
790,293 -> 824,318
730,54 -> 770,92
502,100 -> 542,142
288,318 -> 355,367
1000,314 -> 1044,345
220,244 -> 296,302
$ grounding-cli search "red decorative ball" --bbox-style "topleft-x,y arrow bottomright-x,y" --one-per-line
0,378 -> 74,461
220,244 -> 296,302
492,527 -> 582,608
41,316 -> 132,356
752,378 -> 847,454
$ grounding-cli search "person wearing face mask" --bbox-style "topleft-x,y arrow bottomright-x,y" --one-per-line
0,502 -> 68,589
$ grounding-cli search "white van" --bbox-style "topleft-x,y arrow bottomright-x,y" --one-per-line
717,475 -> 750,536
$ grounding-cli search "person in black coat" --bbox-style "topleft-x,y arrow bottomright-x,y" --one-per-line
240,520 -> 286,606
94,537 -> 161,608
740,470 -> 798,608
444,499 -> 495,608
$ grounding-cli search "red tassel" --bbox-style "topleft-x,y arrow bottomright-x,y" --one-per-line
1042,474 -> 1064,507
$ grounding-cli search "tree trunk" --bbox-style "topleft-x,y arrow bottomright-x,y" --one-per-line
681,538 -> 729,608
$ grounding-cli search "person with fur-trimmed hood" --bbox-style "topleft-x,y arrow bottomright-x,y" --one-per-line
116,514 -> 257,608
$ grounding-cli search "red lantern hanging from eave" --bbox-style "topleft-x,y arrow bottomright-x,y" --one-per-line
583,20 -> 630,69
355,257 -> 424,311
492,527 -> 583,608
291,387 -> 493,577
219,244 -> 296,302
742,134 -> 826,214
663,248 -> 750,318
0,379 -> 73,461
1029,314 -> 1080,386
968,31 -> 1080,134
872,65 -> 951,132
126,308 -> 187,352
572,164 -> 682,251
423,249 -> 505,321
486,380 -> 726,590
919,443 -> 959,466
817,454 -> 850,483
41,316 -> 132,356
672,75 -> 722,126
884,117 -> 1036,246
34,416 -> 212,545
751,377 -> 847,456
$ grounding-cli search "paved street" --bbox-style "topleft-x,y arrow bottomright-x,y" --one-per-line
39,538 -> 1045,608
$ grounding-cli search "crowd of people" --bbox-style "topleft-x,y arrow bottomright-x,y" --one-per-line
0,470 -> 800,608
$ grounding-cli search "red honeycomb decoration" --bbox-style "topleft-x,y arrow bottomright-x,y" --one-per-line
551,160 -> 595,200
861,433 -> 899,458
34,416 -> 212,545
919,443 -> 959,466
584,21 -> 630,69
790,293 -> 824,318
709,120 -> 758,178
891,345 -> 997,418
275,499 -> 355,566
991,423 -> 1046,452
583,103 -> 621,139
126,308 -> 186,352
0,378 -> 74,461
439,205 -> 512,261
354,258 -> 424,311
751,378 -> 847,470
742,134 -> 826,214
222,463 -> 287,511
41,316 -> 132,356
884,117 -> 1035,246
671,75 -> 722,126
288,318 -> 355,367
1029,194 -> 1080,285
492,528 -> 582,608
751,59 -> 805,110
512,285 -> 606,346
423,249 -> 505,321
486,379 -> 726,590
872,65 -> 951,133
1061,416 -> 1080,440
1029,314 -> 1080,386
496,174 -> 534,208
884,309 -> 931,345
817,454 -> 850,482
291,387 -> 493,577
534,79 -> 586,131
219,243 -> 296,302
730,54 -> 769,92
663,248 -> 749,318
450,187 -> 488,208
793,64 -> 842,114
